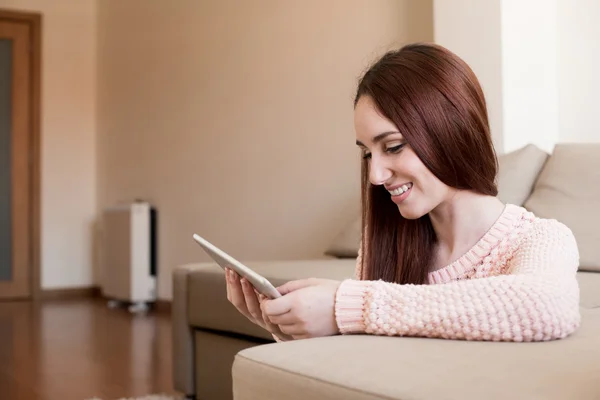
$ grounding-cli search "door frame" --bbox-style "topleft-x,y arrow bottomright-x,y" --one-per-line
0,9 -> 41,300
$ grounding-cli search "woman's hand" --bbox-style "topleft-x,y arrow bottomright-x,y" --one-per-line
225,268 -> 293,341
261,278 -> 342,340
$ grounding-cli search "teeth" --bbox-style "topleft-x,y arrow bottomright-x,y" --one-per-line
388,183 -> 412,196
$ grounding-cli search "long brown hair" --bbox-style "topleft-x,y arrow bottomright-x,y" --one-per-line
355,43 -> 498,285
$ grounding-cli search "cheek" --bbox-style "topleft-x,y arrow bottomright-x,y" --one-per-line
403,157 -> 444,199
391,152 -> 446,199
418,169 -> 450,202
401,155 -> 429,187
392,153 -> 422,180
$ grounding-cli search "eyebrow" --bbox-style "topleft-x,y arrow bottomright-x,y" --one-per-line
355,131 -> 401,147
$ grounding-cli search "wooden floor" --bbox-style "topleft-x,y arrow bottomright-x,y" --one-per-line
0,298 -> 177,400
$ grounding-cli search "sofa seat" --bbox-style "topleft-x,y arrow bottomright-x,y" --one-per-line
185,263 -> 600,342
185,258 -> 357,340
232,307 -> 600,400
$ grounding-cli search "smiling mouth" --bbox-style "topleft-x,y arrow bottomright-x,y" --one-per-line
387,182 -> 413,196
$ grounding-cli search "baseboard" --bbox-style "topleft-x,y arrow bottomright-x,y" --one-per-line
153,299 -> 171,314
39,286 -> 172,314
39,285 -> 101,300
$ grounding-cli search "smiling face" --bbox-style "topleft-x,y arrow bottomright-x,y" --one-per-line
354,95 -> 455,219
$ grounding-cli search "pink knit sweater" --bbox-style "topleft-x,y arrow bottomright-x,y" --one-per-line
334,204 -> 581,342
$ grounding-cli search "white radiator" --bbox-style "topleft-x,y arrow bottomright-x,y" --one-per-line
99,201 -> 157,310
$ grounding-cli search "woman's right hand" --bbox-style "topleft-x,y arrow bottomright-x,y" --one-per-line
225,268 -> 293,342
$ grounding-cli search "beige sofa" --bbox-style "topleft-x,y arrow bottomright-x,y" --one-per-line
172,143 -> 600,400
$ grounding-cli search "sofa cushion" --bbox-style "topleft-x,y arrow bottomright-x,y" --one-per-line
524,143 -> 600,271
186,259 -> 357,341
496,143 -> 549,206
577,272 -> 600,309
233,308 -> 600,400
324,216 -> 361,258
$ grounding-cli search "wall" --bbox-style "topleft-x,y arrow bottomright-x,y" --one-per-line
434,0 -> 600,154
500,0 -> 559,154
557,0 -> 600,142
433,0 -> 504,152
0,0 -> 97,289
97,0 -> 434,300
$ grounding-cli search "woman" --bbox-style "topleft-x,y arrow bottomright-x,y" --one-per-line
225,43 -> 581,342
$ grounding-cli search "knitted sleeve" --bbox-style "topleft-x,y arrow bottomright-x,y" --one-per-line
334,219 -> 581,342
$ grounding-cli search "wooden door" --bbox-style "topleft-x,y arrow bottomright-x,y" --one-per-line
0,11 -> 39,300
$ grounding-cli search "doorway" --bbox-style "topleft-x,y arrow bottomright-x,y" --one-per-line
0,9 -> 40,300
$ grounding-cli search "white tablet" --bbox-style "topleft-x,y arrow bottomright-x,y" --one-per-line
192,233 -> 281,299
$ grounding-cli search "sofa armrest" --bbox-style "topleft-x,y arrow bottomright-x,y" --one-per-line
172,263 -> 201,397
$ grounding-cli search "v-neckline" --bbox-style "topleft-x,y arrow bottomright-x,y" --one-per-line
427,204 -> 524,284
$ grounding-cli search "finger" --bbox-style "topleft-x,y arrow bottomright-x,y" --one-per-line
261,296 -> 292,317
229,270 -> 252,319
267,312 -> 297,326
276,279 -> 315,295
225,269 -> 231,302
261,304 -> 281,333
276,322 -> 310,340
292,334 -> 310,340
278,323 -> 306,336
241,278 -> 262,321
261,302 -> 293,341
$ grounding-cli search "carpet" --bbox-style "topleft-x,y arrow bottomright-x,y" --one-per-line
86,395 -> 184,400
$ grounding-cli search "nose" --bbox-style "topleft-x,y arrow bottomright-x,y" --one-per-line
368,155 -> 392,186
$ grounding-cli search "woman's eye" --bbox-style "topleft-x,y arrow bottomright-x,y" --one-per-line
362,152 -> 371,159
386,144 -> 405,153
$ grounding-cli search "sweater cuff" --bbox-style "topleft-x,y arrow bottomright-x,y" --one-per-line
335,279 -> 370,334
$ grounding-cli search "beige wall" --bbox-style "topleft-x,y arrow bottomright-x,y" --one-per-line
0,0 -> 97,289
97,0 -> 433,300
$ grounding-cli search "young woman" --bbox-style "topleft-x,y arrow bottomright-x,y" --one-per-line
225,43 -> 581,343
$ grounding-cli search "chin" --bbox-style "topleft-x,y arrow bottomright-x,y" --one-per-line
396,204 -> 427,220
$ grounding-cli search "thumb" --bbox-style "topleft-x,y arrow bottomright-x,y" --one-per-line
277,278 -> 316,295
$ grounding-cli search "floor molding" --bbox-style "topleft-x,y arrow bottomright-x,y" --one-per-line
153,299 -> 172,314
38,286 -> 172,314
39,286 -> 101,300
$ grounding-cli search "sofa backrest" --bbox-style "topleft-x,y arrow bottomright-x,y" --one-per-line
496,143 -> 549,206
523,143 -> 600,272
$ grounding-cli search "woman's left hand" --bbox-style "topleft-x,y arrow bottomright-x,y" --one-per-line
260,278 -> 342,340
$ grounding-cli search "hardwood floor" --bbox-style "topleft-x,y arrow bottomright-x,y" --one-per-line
0,298 -> 177,400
